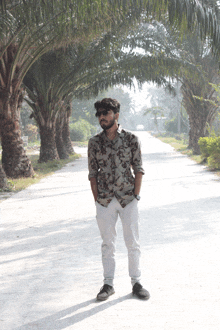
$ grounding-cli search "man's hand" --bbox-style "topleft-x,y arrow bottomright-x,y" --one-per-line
134,172 -> 143,196
90,177 -> 98,202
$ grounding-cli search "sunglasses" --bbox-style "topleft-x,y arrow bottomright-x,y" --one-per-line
95,109 -> 111,117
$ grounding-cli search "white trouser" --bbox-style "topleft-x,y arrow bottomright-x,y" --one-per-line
96,197 -> 141,287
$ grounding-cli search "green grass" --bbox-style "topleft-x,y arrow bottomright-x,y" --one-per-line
6,153 -> 81,193
158,136 -> 202,163
156,134 -> 220,177
72,141 -> 88,147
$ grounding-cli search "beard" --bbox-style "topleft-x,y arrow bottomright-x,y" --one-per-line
100,117 -> 115,130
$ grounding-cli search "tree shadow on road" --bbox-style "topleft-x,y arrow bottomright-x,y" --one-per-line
139,195 -> 220,249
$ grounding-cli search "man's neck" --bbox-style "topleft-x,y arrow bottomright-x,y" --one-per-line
105,123 -> 118,140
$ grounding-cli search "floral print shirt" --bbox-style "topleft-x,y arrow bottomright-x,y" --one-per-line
88,125 -> 145,208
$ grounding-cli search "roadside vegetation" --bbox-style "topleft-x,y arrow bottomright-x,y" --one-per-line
198,137 -> 220,170
156,133 -> 220,176
156,134 -> 202,163
0,145 -> 81,194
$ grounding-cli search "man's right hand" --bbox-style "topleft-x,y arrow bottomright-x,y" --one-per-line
90,177 -> 98,202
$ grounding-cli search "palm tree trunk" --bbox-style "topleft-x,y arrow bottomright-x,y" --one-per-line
38,123 -> 59,162
0,45 -> 34,178
181,82 -> 211,155
0,114 -> 34,178
0,165 -> 8,190
187,109 -> 208,154
62,105 -> 74,155
56,112 -> 69,159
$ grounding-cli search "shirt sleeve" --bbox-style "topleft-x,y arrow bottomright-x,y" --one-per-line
130,135 -> 145,175
88,138 -> 99,180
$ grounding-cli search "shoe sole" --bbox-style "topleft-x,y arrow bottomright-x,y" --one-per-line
133,292 -> 150,300
96,290 -> 115,301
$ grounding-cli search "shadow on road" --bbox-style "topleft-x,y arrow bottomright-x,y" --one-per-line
14,294 -> 133,330
139,195 -> 220,249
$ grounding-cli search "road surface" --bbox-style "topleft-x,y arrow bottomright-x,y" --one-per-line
1,132 -> 220,330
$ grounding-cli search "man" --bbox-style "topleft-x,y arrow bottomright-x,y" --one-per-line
88,98 -> 150,301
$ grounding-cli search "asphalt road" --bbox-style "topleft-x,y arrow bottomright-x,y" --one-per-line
1,131 -> 220,330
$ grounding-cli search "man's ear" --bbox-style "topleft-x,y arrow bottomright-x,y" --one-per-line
115,112 -> 119,121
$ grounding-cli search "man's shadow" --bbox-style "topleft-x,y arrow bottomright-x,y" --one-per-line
15,294 -> 133,330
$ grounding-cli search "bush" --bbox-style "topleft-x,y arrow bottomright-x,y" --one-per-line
165,117 -> 188,134
198,136 -> 220,169
198,137 -> 210,158
165,118 -> 177,133
198,137 -> 220,158
69,118 -> 96,141
24,124 -> 38,142
208,153 -> 220,170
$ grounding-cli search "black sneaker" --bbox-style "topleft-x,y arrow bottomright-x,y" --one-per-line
97,284 -> 115,301
132,283 -> 150,300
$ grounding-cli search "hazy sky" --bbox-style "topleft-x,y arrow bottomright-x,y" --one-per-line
121,80 -> 153,112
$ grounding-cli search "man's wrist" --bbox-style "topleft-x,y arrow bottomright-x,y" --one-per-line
134,194 -> 141,201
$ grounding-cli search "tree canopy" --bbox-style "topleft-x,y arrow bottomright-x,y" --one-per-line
1,0 -> 220,185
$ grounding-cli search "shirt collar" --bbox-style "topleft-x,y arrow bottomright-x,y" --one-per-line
117,124 -> 123,134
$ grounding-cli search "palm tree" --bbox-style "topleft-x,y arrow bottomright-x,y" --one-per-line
62,101 -> 74,156
24,50 -> 68,162
23,40 -> 111,162
119,17 -> 220,153
55,103 -> 71,160
0,0 -> 145,172
55,97 -> 75,160
179,36 -> 220,153
0,163 -> 8,190
155,22 -> 220,153
0,4 -> 62,177
1,0 -> 219,176
23,23 -> 138,162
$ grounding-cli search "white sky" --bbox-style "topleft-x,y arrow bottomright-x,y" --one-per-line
121,80 -> 153,112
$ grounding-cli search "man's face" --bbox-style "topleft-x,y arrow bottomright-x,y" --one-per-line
96,108 -> 118,130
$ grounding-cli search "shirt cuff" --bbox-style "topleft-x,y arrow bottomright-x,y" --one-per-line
133,167 -> 145,175
88,173 -> 97,180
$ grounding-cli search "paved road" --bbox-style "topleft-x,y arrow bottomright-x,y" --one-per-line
1,132 -> 220,330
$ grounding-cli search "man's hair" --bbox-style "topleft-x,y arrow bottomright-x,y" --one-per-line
94,98 -> 120,113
